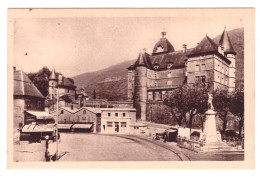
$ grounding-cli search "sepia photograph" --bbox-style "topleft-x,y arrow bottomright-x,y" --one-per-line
7,8 -> 254,169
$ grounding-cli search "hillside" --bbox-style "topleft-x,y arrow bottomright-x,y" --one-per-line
73,60 -> 134,100
73,28 -> 244,101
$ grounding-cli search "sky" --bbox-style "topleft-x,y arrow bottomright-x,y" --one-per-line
13,13 -> 244,77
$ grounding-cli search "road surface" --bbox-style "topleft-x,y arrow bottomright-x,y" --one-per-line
58,133 -> 183,161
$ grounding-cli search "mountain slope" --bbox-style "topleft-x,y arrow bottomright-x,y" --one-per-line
73,28 -> 244,101
73,59 -> 134,100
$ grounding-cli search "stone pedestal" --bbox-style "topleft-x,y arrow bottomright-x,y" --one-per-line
201,109 -> 232,152
203,109 -> 218,143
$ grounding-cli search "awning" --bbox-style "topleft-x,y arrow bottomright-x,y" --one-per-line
72,124 -> 92,129
25,111 -> 54,120
58,124 -> 73,129
166,129 -> 177,133
130,123 -> 147,127
22,124 -> 54,133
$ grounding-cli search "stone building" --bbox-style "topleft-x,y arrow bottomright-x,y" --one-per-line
46,69 -> 88,111
127,28 -> 236,121
51,106 -> 100,133
99,108 -> 136,134
48,68 -> 77,101
13,68 -> 45,130
50,107 -> 136,134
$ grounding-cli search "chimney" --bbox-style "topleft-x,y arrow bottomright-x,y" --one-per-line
161,31 -> 166,38
58,74 -> 63,84
218,44 -> 222,54
13,66 -> 16,71
221,46 -> 225,55
182,44 -> 187,53
71,104 -> 74,110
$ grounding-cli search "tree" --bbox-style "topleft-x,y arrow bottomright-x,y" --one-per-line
93,89 -> 96,99
28,67 -> 64,97
212,89 -> 231,134
60,94 -> 73,103
27,67 -> 51,97
230,88 -> 244,138
163,93 -> 184,126
163,82 -> 208,133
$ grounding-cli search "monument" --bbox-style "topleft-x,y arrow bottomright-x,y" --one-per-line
200,93 -> 230,152
203,93 -> 219,143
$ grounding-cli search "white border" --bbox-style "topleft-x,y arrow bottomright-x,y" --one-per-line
1,0 -> 259,177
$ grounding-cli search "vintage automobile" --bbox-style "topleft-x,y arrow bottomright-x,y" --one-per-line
20,111 -> 57,143
20,122 -> 56,143
154,128 -> 178,142
164,128 -> 178,142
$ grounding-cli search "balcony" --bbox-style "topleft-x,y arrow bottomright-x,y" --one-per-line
147,85 -> 179,91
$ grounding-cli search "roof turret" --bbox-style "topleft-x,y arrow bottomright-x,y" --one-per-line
219,27 -> 236,55
49,69 -> 57,80
133,49 -> 151,68
152,32 -> 175,55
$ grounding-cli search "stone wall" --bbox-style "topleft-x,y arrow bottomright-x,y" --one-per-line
13,97 -> 44,130
134,66 -> 147,120
13,99 -> 25,131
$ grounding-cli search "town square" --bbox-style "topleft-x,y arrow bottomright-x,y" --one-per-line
9,9 -> 252,164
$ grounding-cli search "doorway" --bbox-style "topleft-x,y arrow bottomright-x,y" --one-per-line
114,122 -> 119,132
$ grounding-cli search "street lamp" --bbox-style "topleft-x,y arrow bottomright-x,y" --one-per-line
55,88 -> 74,160
56,88 -> 59,160
150,105 -> 152,123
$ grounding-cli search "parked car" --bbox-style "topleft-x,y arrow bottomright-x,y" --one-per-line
164,128 -> 178,142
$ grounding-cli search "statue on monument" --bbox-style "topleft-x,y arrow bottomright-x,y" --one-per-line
208,93 -> 214,110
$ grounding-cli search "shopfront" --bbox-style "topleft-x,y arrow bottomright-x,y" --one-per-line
100,108 -> 136,134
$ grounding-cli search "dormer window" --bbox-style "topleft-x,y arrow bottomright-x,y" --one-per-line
167,61 -> 173,69
156,45 -> 164,53
154,63 -> 159,70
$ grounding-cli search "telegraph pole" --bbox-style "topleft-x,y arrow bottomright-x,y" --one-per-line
56,88 -> 59,160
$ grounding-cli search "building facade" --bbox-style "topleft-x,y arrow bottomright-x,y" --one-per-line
48,69 -> 77,100
127,29 -> 236,121
50,107 -> 136,134
99,108 -> 136,134
13,68 -> 45,130
51,107 -> 101,133
46,69 -> 89,112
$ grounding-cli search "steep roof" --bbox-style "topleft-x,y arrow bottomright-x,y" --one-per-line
219,28 -> 236,54
49,69 -> 57,80
150,49 -> 192,70
57,76 -> 76,89
133,50 -> 152,68
188,35 -> 218,56
128,49 -> 192,71
152,38 -> 175,55
152,32 -> 175,55
14,70 -> 44,98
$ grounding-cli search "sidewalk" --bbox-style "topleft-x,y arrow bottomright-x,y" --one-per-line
125,133 -> 244,161
133,121 -> 244,161
14,141 -> 47,162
